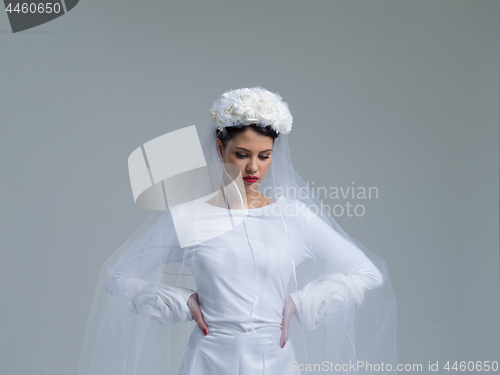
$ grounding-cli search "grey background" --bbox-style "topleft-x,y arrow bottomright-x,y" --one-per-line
1,0 -> 498,374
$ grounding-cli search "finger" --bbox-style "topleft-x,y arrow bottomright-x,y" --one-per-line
280,330 -> 288,348
280,305 -> 288,348
199,321 -> 209,336
280,318 -> 289,348
192,309 -> 209,335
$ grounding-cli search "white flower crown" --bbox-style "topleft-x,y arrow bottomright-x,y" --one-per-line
209,86 -> 293,135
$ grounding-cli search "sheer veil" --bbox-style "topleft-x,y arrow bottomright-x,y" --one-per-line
77,87 -> 397,375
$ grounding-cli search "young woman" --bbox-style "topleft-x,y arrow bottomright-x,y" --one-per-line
78,87 -> 397,375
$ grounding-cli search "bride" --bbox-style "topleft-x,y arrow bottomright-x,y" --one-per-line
78,87 -> 397,375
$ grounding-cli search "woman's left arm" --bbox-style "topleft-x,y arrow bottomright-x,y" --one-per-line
287,200 -> 384,330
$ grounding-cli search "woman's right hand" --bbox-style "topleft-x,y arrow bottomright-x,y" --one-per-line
187,293 -> 209,336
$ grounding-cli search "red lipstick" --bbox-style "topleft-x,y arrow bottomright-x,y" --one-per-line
243,175 -> 259,183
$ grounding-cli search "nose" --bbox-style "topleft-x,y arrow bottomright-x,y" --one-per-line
247,157 -> 258,173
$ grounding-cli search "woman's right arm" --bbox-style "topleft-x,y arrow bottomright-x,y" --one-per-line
105,212 -> 197,325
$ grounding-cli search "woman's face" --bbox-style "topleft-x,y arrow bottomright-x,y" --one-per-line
216,127 -> 273,192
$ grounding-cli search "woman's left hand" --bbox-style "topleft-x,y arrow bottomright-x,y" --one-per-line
280,295 -> 296,348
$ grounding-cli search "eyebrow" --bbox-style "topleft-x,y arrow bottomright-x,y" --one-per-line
235,147 -> 272,153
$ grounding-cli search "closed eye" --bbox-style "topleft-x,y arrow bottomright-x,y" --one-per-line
236,152 -> 270,160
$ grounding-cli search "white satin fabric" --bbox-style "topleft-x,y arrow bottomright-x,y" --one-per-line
118,195 -> 383,374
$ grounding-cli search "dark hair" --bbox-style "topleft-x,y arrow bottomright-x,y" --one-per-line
216,124 -> 279,148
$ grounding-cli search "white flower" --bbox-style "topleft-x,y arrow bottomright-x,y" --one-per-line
209,109 -> 217,122
238,89 -> 259,108
209,86 -> 293,134
256,101 -> 279,123
244,109 -> 259,123
258,89 -> 276,105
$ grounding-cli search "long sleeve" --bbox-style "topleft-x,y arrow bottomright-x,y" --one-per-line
106,272 -> 196,325
105,213 -> 196,325
288,200 -> 383,330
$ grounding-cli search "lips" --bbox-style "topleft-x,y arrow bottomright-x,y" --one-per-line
243,176 -> 259,183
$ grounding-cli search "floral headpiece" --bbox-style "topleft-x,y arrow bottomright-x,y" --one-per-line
209,86 -> 293,135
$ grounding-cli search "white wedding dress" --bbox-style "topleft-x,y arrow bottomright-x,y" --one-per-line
115,195 -> 383,375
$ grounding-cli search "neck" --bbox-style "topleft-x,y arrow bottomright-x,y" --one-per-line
244,189 -> 265,203
217,185 -> 267,209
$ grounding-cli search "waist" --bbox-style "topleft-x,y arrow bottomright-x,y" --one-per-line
188,324 -> 285,354
204,321 -> 282,336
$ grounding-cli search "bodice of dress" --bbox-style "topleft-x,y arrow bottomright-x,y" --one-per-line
171,196 -> 295,333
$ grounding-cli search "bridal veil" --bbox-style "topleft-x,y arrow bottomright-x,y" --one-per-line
77,87 -> 397,374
